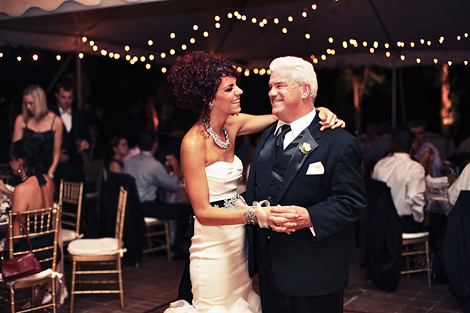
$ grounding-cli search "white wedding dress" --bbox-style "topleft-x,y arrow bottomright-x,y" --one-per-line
165,156 -> 261,313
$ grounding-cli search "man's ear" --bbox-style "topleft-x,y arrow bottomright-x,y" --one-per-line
301,84 -> 311,99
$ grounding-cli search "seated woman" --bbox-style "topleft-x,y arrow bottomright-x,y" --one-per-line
0,135 -> 61,271
107,136 -> 128,173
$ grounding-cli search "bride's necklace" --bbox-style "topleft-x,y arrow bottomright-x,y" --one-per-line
202,117 -> 230,149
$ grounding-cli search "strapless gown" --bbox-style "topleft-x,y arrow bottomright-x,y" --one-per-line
165,156 -> 261,313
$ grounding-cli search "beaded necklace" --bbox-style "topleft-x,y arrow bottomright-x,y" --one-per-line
202,117 -> 230,149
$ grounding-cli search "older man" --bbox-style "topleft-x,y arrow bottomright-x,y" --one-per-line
245,56 -> 367,313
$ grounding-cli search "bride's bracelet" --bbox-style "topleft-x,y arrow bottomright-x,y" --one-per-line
244,209 -> 259,225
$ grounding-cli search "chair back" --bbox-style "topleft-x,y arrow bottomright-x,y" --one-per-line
7,206 -> 62,272
84,158 -> 104,193
59,180 -> 84,237
115,186 -> 128,248
0,163 -> 13,186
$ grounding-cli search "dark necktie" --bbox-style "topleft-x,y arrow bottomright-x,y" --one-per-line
274,124 -> 291,157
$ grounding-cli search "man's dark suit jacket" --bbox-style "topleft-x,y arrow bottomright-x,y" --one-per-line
245,115 -> 367,297
50,105 -> 91,183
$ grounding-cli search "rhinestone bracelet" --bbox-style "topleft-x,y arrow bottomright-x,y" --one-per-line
244,209 -> 259,225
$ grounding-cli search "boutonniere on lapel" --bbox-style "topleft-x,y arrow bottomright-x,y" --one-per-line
298,142 -> 312,155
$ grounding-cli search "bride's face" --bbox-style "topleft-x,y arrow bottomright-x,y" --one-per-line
211,76 -> 243,116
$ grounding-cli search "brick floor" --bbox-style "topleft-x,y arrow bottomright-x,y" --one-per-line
52,226 -> 463,313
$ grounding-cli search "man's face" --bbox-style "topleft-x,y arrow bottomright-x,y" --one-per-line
55,88 -> 74,110
410,126 -> 426,147
268,69 -> 304,122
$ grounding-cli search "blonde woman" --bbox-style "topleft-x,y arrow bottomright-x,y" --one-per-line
12,85 -> 63,178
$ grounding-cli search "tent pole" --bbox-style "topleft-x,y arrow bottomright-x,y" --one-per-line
399,68 -> 406,127
46,53 -> 74,95
392,65 -> 396,128
76,50 -> 82,110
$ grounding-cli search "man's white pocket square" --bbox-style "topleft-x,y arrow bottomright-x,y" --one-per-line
306,161 -> 325,175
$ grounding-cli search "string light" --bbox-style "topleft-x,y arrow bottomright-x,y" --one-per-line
16,1 -> 465,74
56,55 -> 61,61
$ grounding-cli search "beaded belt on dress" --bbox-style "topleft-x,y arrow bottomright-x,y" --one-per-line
210,194 -> 240,209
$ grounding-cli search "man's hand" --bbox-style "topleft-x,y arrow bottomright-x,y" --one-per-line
270,205 -> 312,234
79,139 -> 90,150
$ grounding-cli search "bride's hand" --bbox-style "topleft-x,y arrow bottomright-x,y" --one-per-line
316,107 -> 345,131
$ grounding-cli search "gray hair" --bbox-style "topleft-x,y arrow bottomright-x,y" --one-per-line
269,56 -> 318,103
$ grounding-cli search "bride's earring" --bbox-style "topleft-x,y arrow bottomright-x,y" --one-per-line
210,103 -> 214,108
17,169 -> 21,174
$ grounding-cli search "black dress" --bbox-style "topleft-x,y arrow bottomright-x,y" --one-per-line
22,115 -> 56,172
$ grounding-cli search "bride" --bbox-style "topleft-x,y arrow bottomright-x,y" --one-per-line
165,51 -> 344,312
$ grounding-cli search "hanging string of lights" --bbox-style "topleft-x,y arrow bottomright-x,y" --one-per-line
1,2 -> 468,74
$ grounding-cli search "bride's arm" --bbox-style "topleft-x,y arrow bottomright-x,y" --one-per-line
181,130 -> 274,227
228,108 -> 344,136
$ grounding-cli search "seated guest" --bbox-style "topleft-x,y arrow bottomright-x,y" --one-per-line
107,136 -> 129,173
0,136 -> 61,271
373,129 -> 448,284
123,132 -> 192,257
372,129 -> 426,232
448,163 -> 470,205
408,119 -> 446,177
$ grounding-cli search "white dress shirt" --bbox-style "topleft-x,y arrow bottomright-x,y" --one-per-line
448,163 -> 470,205
59,106 -> 72,133
372,152 -> 426,223
274,109 -> 317,149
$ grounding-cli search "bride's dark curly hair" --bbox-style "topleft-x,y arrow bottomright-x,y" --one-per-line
168,51 -> 239,122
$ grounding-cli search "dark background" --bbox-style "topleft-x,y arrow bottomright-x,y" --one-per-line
1,48 -> 469,162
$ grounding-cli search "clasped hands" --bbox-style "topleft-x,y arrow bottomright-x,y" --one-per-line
258,204 -> 312,235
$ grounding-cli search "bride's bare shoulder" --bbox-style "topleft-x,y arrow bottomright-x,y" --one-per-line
182,124 -> 206,150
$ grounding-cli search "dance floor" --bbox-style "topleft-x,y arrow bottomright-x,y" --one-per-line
55,225 -> 463,313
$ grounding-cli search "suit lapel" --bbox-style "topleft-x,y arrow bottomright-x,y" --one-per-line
277,117 -> 321,202
246,122 -> 277,202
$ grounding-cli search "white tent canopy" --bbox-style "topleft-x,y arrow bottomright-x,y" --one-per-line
1,0 -> 469,69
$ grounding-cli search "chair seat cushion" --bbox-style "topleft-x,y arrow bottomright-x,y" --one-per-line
144,217 -> 161,223
402,231 -> 429,239
68,238 -> 120,256
85,191 -> 99,199
62,229 -> 81,242
0,269 -> 54,283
